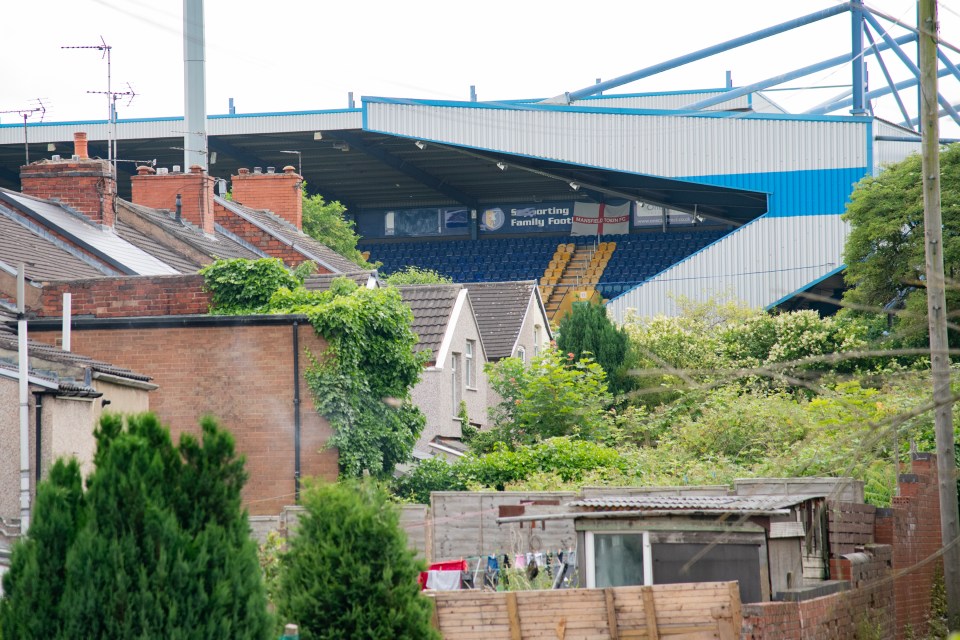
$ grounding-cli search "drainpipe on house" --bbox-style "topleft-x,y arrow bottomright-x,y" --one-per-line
17,264 -> 30,531
292,321 -> 301,502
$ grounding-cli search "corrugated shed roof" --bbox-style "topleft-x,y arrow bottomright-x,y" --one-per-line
398,284 -> 462,356
0,207 -> 110,281
567,494 -> 824,513
0,190 -> 178,276
464,281 -> 539,360
215,196 -> 360,273
117,200 -> 263,264
303,270 -> 379,291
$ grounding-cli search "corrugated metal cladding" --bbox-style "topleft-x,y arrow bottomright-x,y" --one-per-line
606,214 -> 849,321
873,118 -> 920,172
573,91 -> 786,114
0,111 -> 363,145
364,101 -> 868,177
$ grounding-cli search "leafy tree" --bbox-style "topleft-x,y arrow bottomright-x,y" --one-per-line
556,301 -> 632,394
275,480 -> 439,640
301,186 -> 375,269
842,144 -> 960,346
482,347 -> 614,450
0,413 -> 272,639
382,266 -> 452,285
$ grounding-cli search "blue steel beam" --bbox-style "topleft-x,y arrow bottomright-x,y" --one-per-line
551,3 -> 852,104
851,1 -> 867,115
807,65 -> 950,114
862,11 -> 960,126
864,27 -> 913,127
334,131 -> 480,210
903,103 -> 960,127
682,33 -> 913,111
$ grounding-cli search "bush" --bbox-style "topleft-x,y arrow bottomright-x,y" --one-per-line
275,480 -> 439,640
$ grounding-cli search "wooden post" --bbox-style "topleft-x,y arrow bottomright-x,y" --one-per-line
506,591 -> 522,640
641,586 -> 660,640
604,588 -> 619,640
919,0 -> 960,627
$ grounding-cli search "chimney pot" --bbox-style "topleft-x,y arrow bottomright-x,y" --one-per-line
253,166 -> 262,174
267,166 -> 276,174
283,165 -> 297,174
173,165 -> 181,173
51,154 -> 62,161
238,167 -> 250,175
73,132 -> 89,159
189,164 -> 203,174
71,155 -> 80,161
157,167 -> 169,175
136,165 -> 156,175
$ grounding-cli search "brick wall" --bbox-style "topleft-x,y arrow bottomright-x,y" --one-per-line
130,165 -> 215,235
742,547 -> 895,639
214,201 -> 323,270
30,319 -> 338,515
20,157 -> 116,227
231,167 -> 302,230
37,275 -> 211,318
875,453 -> 944,638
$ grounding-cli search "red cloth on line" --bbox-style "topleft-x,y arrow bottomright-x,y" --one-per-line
418,559 -> 468,590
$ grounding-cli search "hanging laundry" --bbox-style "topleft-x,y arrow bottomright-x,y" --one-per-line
514,553 -> 527,569
484,555 -> 500,590
425,570 -> 461,591
526,556 -> 539,581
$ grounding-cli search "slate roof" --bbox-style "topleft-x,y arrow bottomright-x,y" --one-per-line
303,270 -> 380,292
0,307 -> 152,389
0,207 -> 111,281
398,284 -> 463,358
116,200 -> 263,267
215,196 -> 360,273
567,494 -> 824,514
464,281 -> 546,360
114,220 -> 201,273
0,190 -> 178,276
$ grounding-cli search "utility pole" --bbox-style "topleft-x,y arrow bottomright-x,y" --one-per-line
919,0 -> 960,627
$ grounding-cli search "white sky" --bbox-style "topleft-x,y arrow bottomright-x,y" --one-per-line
2,0 -> 959,135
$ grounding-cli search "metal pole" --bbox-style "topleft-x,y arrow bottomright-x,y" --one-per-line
22,113 -> 29,165
17,264 -> 30,532
183,0 -> 208,171
919,0 -> 960,626
851,0 -> 867,114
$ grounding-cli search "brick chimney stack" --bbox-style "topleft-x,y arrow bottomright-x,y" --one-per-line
130,164 -> 216,235
19,132 -> 117,227
230,165 -> 303,230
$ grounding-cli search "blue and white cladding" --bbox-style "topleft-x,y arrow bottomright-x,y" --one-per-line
607,214 -> 850,321
873,118 -> 920,173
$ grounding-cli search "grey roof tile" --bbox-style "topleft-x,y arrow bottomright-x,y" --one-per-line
114,221 -> 201,273
398,284 -> 462,357
303,270 -> 379,292
464,281 -> 542,360
0,208 -> 110,281
215,196 -> 361,273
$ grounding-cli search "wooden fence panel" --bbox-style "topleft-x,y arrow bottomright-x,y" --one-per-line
430,582 -> 741,640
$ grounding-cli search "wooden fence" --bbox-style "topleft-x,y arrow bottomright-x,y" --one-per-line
429,581 -> 742,640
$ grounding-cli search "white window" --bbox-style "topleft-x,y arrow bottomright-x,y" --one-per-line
516,346 -> 526,363
384,211 -> 395,236
533,326 -> 541,358
451,353 -> 462,408
465,340 -> 476,388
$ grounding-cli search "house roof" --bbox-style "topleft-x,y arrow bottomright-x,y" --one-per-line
303,270 -> 380,292
116,200 -> 264,267
398,284 -> 463,357
215,196 -> 361,273
567,494 -> 824,514
0,207 -> 111,281
464,280 -> 548,360
0,307 -> 153,393
0,190 -> 178,276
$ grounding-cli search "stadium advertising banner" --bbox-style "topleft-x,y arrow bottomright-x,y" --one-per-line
479,201 -> 573,234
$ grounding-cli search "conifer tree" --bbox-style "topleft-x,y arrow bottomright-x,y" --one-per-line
275,480 -> 439,640
0,413 -> 272,640
556,300 -> 632,395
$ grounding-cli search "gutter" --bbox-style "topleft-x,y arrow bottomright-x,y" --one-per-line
92,371 -> 159,391
496,507 -> 791,524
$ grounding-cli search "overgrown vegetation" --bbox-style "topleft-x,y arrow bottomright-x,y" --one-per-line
555,300 -> 633,395
201,258 -> 427,477
382,266 -> 452,285
0,413 -> 272,639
